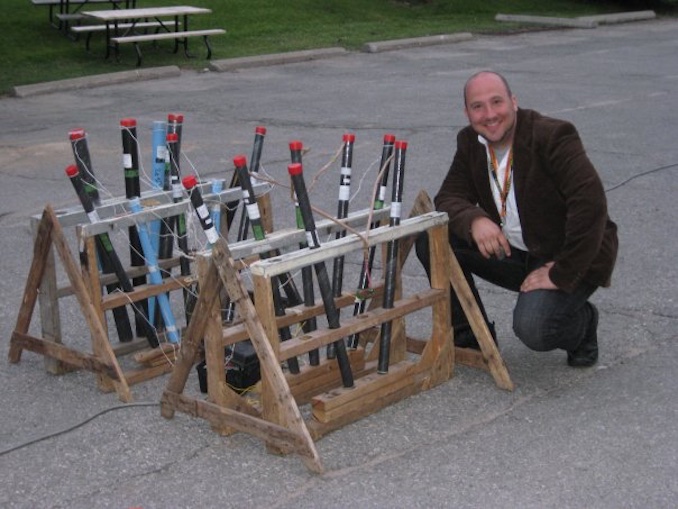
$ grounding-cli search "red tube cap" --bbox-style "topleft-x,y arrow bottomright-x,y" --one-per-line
288,163 -> 303,176
168,113 -> 184,123
384,134 -> 396,143
395,140 -> 408,150
65,164 -> 79,177
343,133 -> 356,143
233,155 -> 247,167
120,118 -> 136,128
182,175 -> 198,189
289,140 -> 303,151
255,126 -> 267,135
166,133 -> 179,142
69,128 -> 86,141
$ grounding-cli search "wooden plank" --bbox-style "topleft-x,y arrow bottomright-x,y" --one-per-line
9,331 -> 119,380
162,392 -> 312,459
120,363 -> 174,387
47,206 -> 132,402
220,286 -> 385,348
212,238 -> 323,473
278,289 -> 444,360
311,360 -> 416,415
100,274 -> 194,310
8,208 -> 55,363
250,212 -> 448,279
288,349 -> 368,406
308,373 -> 425,432
162,259 -> 222,415
311,365 -> 426,424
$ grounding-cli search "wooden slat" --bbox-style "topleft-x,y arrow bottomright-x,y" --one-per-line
287,349 -> 368,406
8,208 -> 55,363
278,289 -> 444,360
212,238 -> 323,473
162,392 -> 310,456
10,331 -> 119,379
49,207 -> 132,401
219,286 -> 385,348
250,212 -> 448,279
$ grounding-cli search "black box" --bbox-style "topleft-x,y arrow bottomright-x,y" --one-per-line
196,340 -> 261,394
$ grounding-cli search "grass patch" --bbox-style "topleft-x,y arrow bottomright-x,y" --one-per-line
0,0 -> 665,95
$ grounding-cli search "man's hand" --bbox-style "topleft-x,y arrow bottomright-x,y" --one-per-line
470,217 -> 512,259
521,261 -> 558,292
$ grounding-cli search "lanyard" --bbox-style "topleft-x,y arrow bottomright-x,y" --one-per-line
488,146 -> 513,223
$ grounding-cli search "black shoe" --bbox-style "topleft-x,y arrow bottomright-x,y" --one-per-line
454,322 -> 497,351
567,304 -> 599,367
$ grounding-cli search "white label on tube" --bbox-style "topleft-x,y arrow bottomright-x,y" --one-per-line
246,203 -> 261,220
196,204 -> 210,219
87,211 -> 100,223
341,166 -> 352,176
378,186 -> 387,201
339,185 -> 351,201
390,202 -> 402,218
123,154 -> 132,169
306,231 -> 318,248
205,227 -> 220,244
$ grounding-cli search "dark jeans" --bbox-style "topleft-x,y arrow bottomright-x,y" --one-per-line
415,232 -> 597,352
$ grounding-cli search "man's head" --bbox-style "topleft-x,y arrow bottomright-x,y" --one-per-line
463,71 -> 518,149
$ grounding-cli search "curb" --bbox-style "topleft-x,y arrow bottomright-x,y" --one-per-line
208,47 -> 348,72
577,10 -> 656,25
12,65 -> 181,98
495,10 -> 656,30
362,33 -> 473,54
495,14 -> 598,29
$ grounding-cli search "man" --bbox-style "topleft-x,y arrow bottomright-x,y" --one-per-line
416,71 -> 618,367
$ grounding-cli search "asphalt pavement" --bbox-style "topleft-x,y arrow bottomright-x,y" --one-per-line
1,15 -> 677,509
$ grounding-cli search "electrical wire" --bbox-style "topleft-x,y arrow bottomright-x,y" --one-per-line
0,402 -> 160,457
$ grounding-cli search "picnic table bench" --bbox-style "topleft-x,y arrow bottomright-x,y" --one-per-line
30,0 -> 133,30
81,6 -> 225,66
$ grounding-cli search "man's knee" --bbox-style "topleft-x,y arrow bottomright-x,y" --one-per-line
512,307 -> 560,352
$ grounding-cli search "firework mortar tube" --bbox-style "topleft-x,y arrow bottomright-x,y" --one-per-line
225,126 -> 267,233
65,165 -> 159,347
237,126 -> 267,241
148,120 -> 167,325
327,133 -> 355,358
290,141 -> 320,366
377,140 -> 407,374
288,162 -> 354,388
68,129 -> 133,343
221,128 -> 268,324
128,198 -> 180,344
120,118 -> 152,338
182,175 -> 220,246
166,132 -> 193,322
69,128 -> 100,205
167,113 -> 184,162
347,133 -> 395,349
234,155 -> 300,374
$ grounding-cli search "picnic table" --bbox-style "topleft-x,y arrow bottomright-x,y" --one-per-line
81,5 -> 225,66
31,0 -> 135,30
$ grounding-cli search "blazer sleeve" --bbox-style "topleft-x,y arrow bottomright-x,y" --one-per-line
539,121 -> 609,292
434,129 -> 494,244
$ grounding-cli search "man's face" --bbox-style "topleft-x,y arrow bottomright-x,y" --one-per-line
464,73 -> 518,149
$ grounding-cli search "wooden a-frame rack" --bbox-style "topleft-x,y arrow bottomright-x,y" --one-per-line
7,183 -> 256,402
160,190 -> 513,473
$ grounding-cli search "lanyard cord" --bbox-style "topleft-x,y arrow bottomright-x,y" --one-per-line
488,146 -> 513,222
